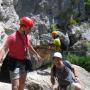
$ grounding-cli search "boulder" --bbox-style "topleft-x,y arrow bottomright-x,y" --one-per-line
0,65 -> 90,90
26,65 -> 90,90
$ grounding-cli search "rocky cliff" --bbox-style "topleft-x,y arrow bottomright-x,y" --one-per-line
0,0 -> 86,32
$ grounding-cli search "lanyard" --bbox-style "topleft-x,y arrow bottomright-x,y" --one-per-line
16,31 -> 28,58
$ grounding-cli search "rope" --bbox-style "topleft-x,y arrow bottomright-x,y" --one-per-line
34,46 -> 86,53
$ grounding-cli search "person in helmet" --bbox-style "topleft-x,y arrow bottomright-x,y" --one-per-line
51,31 -> 59,38
0,16 -> 41,90
49,31 -> 61,52
50,52 -> 82,90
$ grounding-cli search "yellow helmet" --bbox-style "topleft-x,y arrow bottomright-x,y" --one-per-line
51,31 -> 58,38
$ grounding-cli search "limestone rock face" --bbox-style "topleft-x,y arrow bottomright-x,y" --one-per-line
0,0 -> 86,33
74,65 -> 90,90
25,65 -> 90,90
0,82 -> 11,90
0,65 -> 90,90
0,0 -> 19,32
0,23 -> 7,46
0,0 -> 87,48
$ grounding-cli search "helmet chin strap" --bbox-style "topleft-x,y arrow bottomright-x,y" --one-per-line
22,30 -> 26,36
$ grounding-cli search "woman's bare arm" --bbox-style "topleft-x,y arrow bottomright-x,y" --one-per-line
0,36 -> 8,61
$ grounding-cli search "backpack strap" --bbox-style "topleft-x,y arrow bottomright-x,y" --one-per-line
63,60 -> 72,70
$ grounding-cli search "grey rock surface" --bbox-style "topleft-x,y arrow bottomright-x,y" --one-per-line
26,65 -> 90,90
0,65 -> 90,90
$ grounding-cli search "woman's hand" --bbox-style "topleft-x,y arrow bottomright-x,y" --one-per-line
35,54 -> 43,63
37,54 -> 42,60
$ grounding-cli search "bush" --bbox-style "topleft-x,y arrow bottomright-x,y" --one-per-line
65,53 -> 90,72
65,53 -> 79,65
85,0 -> 90,4
68,19 -> 77,26
79,55 -> 90,72
50,24 -> 57,32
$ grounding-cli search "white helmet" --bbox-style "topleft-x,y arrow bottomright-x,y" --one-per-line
53,52 -> 62,59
